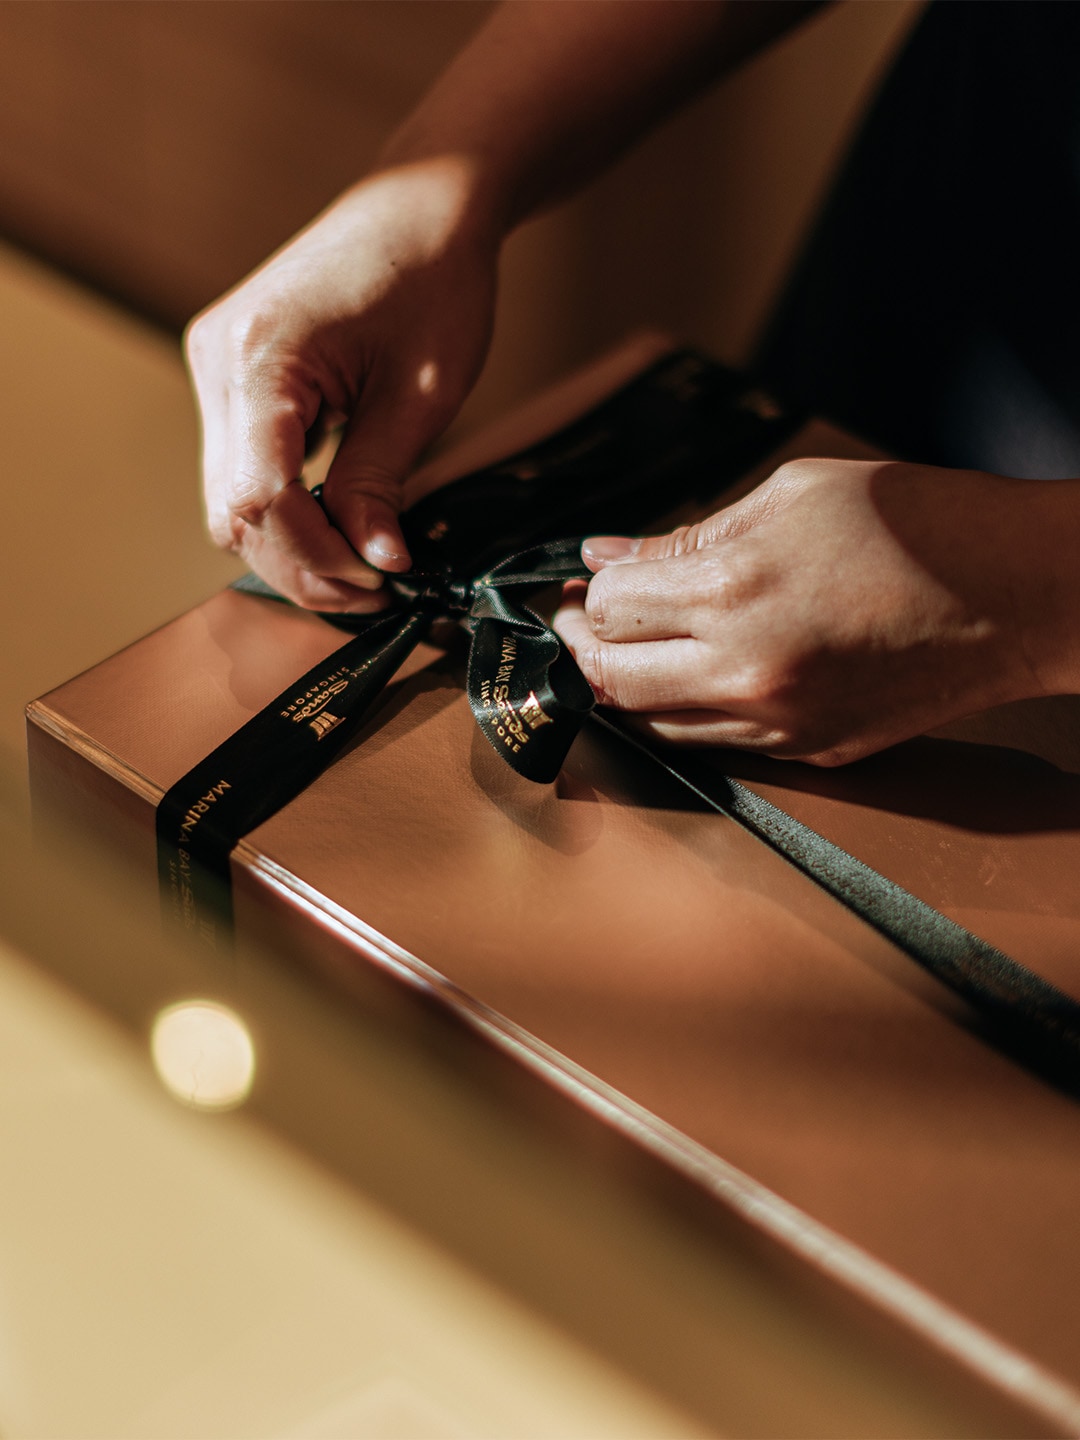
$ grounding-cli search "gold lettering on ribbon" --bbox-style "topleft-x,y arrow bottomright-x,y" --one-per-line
520,691 -> 553,730
176,780 -> 231,845
309,711 -> 344,740
283,678 -> 350,724
279,669 -> 352,721
478,636 -> 555,754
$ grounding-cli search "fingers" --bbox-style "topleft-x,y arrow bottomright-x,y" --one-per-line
578,459 -> 822,577
236,533 -> 389,613
581,508 -> 742,574
188,321 -> 428,603
554,583 -> 703,710
321,433 -> 410,575
255,481 -> 382,586
573,552 -> 693,643
554,590 -> 793,754
321,366 -> 461,574
188,317 -> 388,602
553,589 -> 809,758
235,489 -> 390,612
189,317 -> 301,549
553,559 -> 785,720
574,540 -> 759,646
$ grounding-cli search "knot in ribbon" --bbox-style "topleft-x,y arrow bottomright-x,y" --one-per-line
299,486 -> 599,781
394,571 -> 475,617
157,348 -> 798,948
158,534 -> 597,947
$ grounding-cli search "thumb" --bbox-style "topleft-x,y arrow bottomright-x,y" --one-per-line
581,511 -> 733,573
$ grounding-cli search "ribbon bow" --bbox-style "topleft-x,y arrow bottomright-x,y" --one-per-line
156,533 -> 597,946
157,347 -> 806,945
152,347 -> 1080,1092
392,535 -> 597,783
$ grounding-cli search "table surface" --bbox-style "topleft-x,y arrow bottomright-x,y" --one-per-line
0,239 -> 1062,1438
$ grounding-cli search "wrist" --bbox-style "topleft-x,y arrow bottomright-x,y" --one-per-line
376,119 -> 518,245
1007,477 -> 1080,697
330,151 -> 506,278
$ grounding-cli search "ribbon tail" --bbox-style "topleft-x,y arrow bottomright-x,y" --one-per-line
594,711 -> 1080,1094
156,606 -> 429,950
467,611 -> 594,785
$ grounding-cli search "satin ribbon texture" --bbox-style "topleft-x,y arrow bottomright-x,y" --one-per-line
155,535 -> 596,948
156,348 -> 800,947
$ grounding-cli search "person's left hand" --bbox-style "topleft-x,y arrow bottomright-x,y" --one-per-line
553,457 -> 1080,765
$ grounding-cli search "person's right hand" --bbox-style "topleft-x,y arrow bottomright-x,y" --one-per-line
185,158 -> 498,610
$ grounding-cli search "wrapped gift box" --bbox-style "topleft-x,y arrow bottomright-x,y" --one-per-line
26,339 -> 1080,1431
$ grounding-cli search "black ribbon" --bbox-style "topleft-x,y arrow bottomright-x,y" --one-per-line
157,348 -> 800,948
155,535 -> 595,948
597,716 -> 1080,1094
152,348 -> 1080,1093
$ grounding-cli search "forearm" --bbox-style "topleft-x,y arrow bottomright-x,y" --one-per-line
378,0 -> 823,236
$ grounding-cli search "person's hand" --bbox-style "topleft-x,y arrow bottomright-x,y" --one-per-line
185,159 -> 498,610
553,458 -> 1080,765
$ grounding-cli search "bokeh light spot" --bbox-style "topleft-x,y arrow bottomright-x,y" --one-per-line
151,1000 -> 255,1112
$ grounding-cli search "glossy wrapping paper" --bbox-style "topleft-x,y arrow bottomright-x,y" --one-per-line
27,343 -> 1080,1427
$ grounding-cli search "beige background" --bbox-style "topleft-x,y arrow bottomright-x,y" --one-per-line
0,0 -> 924,782
0,0 -> 922,425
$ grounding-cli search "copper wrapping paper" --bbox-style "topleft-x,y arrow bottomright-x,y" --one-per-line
26,365 -> 1080,1403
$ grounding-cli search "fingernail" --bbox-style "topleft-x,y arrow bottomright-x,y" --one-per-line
582,535 -> 641,565
363,538 -> 411,573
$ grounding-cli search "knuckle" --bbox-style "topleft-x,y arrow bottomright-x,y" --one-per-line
188,303 -> 298,401
634,522 -> 702,562
726,658 -> 797,708
575,644 -> 616,705
227,471 -> 275,529
802,745 -> 850,768
188,305 -> 272,374
221,310 -> 296,394
225,307 -> 276,365
183,313 -> 211,368
690,549 -> 744,609
670,522 -> 704,556
656,522 -> 703,559
769,459 -> 806,488
584,570 -> 613,637
207,512 -> 240,551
